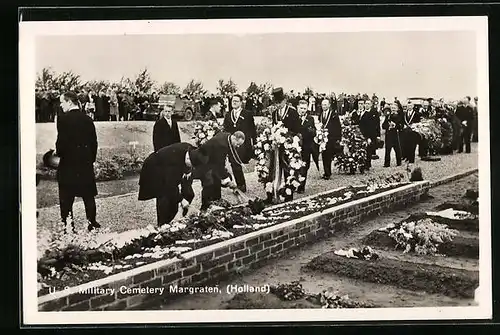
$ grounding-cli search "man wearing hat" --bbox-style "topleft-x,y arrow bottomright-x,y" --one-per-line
55,91 -> 100,233
153,96 -> 181,152
138,143 -> 207,226
265,87 -> 302,203
222,94 -> 257,193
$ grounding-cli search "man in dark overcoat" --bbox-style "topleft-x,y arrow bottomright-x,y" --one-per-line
222,94 -> 257,192
400,101 -> 422,164
297,99 -> 316,193
319,98 -> 342,180
197,131 -> 243,211
138,143 -> 207,226
204,99 -> 220,121
152,98 -> 181,152
455,98 -> 474,153
55,91 -> 99,232
358,98 -> 380,170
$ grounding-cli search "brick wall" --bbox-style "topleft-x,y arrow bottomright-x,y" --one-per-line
38,181 -> 430,311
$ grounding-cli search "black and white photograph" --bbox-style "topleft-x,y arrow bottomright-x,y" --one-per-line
20,16 -> 491,324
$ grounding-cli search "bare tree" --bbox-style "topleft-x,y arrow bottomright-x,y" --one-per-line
160,82 -> 181,95
216,78 -> 238,96
183,79 -> 207,98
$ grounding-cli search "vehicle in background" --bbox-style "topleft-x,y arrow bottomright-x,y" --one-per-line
140,95 -> 199,121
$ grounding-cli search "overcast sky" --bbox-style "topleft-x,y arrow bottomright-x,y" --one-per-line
36,31 -> 477,100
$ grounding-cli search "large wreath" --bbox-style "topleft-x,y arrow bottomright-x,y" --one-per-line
410,119 -> 443,155
192,120 -> 222,147
254,120 -> 305,196
334,116 -> 368,174
314,121 -> 329,153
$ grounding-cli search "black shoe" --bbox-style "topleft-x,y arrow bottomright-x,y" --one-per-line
383,164 -> 390,168
322,175 -> 330,180
88,221 -> 101,232
238,185 -> 247,193
297,188 -> 305,194
182,207 -> 189,216
372,155 -> 379,160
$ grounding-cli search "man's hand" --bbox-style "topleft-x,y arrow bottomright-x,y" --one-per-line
181,198 -> 190,209
367,138 -> 372,145
462,121 -> 468,126
182,172 -> 192,180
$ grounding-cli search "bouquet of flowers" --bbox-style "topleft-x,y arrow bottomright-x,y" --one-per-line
254,121 -> 305,196
192,120 -> 222,147
410,119 -> 443,155
313,121 -> 329,153
334,123 -> 368,175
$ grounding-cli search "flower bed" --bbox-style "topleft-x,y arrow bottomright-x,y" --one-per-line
37,180 -> 410,297
304,251 -> 479,299
362,230 -> 479,259
225,281 -> 376,309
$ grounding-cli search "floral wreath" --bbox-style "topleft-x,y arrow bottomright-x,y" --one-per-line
410,119 -> 443,155
254,120 -> 305,197
193,120 -> 222,147
334,116 -> 368,174
313,121 -> 329,153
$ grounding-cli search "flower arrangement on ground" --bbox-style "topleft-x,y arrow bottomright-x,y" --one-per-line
334,120 -> 368,174
192,120 -> 222,147
313,121 -> 329,153
385,218 -> 459,255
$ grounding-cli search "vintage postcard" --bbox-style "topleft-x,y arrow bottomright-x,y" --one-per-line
20,16 -> 491,324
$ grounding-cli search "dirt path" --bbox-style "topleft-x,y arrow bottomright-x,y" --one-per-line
144,173 -> 478,310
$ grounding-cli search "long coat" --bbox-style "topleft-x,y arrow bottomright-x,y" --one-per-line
196,131 -> 232,184
153,117 -> 181,152
56,108 -> 98,197
222,109 -> 257,163
138,142 -> 195,201
299,115 -> 316,157
358,109 -> 380,140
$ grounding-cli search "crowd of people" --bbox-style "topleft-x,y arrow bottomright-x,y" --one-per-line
43,84 -> 478,233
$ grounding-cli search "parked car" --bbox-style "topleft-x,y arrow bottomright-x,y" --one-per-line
143,95 -> 198,121
407,97 -> 433,110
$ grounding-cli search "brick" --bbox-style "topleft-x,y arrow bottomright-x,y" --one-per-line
283,240 -> 294,249
126,294 -> 147,308
195,252 -> 214,264
39,297 -> 68,311
103,300 -> 127,311
133,270 -> 155,284
182,264 -> 201,277
296,236 -> 307,245
192,272 -> 210,283
289,231 -> 300,238
263,240 -> 277,248
245,237 -> 260,247
242,254 -> 256,265
299,226 -> 312,235
235,249 -> 250,259
259,233 -> 272,242
178,276 -> 193,286
305,232 -> 316,242
230,242 -> 245,252
181,258 -> 196,268
209,265 -> 226,277
276,235 -> 287,243
271,244 -> 283,253
215,253 -> 235,264
140,277 -> 162,290
272,230 -> 285,238
257,248 -> 270,259
250,244 -> 264,253
106,277 -> 134,290
90,294 -> 116,309
295,222 -> 306,229
61,300 -> 90,311
162,271 -> 182,285
68,292 -> 94,305
214,247 -> 230,257
228,259 -> 243,269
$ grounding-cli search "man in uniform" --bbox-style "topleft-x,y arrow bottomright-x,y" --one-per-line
319,98 -> 342,180
358,98 -> 380,170
297,99 -> 316,193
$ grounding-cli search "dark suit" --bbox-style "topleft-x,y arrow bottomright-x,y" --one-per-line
455,105 -> 474,153
382,113 -> 403,166
197,132 -> 233,210
223,109 -> 257,190
95,95 -> 110,121
204,111 -> 218,121
153,117 -> 181,152
358,109 -> 380,169
272,104 -> 301,134
319,109 -> 342,178
138,143 -> 196,225
401,109 -> 422,163
56,108 -> 98,224
298,115 -> 316,191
